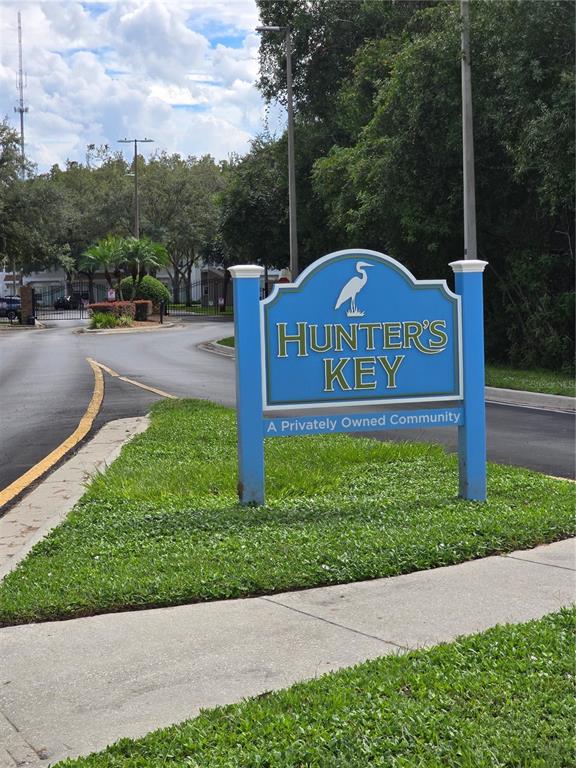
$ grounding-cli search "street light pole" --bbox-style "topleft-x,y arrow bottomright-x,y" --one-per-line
460,0 -> 477,260
256,25 -> 299,279
118,137 -> 154,239
284,28 -> 298,280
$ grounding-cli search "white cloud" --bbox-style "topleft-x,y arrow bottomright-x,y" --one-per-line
0,0 -> 271,170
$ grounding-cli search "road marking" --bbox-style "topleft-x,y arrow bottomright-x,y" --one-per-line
88,358 -> 177,399
0,359 -> 105,509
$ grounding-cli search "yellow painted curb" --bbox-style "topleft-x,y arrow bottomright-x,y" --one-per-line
0,359 -> 105,509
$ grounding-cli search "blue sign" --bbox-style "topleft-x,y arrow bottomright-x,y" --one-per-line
229,252 -> 488,506
261,250 -> 462,410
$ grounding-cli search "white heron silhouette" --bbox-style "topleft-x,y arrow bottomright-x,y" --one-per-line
335,261 -> 374,317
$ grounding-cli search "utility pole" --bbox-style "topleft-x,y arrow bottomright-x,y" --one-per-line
461,0 -> 477,260
284,28 -> 298,279
256,25 -> 299,279
14,11 -> 28,177
118,137 -> 154,239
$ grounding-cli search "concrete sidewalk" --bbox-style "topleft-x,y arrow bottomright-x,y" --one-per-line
0,418 -> 149,580
1,538 -> 574,767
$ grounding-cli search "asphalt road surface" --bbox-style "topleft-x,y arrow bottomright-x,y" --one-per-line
0,320 -> 574,500
0,321 -> 235,493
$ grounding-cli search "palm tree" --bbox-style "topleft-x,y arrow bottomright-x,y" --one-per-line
120,237 -> 169,298
80,235 -> 126,292
80,236 -> 169,298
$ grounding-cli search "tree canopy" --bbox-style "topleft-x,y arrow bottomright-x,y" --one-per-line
0,0 -> 573,370
0,139 -> 225,302
253,0 -> 574,370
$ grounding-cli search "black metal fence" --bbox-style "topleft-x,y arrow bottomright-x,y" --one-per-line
20,278 -> 233,322
33,282 -> 108,320
165,278 -> 232,318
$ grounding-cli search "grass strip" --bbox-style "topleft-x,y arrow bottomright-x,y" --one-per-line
56,609 -> 576,767
219,338 -> 575,397
485,364 -> 575,397
0,400 -> 573,625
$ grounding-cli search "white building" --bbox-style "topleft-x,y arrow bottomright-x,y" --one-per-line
0,264 -> 203,299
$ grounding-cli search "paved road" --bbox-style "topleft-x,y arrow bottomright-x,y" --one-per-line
365,402 -> 575,479
0,322 -> 234,494
0,321 -> 574,499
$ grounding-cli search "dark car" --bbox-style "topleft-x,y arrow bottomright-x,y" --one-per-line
54,295 -> 82,310
0,295 -> 21,320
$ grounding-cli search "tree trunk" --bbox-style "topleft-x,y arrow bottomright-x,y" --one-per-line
78,270 -> 96,302
185,259 -> 193,305
113,269 -> 122,295
86,273 -> 95,303
129,261 -> 139,300
171,272 -> 180,303
65,270 -> 73,296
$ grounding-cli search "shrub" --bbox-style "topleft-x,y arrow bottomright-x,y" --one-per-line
90,312 -> 118,329
119,276 -> 170,307
87,301 -> 136,319
116,314 -> 133,327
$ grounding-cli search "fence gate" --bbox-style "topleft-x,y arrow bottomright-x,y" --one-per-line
165,278 -> 233,318
33,282 -> 108,320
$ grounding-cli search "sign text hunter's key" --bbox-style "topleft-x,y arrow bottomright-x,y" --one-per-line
262,251 -> 462,409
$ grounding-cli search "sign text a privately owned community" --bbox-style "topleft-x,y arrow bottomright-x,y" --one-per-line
265,407 -> 464,437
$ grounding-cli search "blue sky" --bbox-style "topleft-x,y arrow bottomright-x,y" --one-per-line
0,1 -> 285,170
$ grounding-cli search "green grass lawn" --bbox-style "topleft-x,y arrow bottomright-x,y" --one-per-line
56,609 -> 575,767
219,337 -> 575,396
168,305 -> 233,315
0,400 -> 573,626
485,364 -> 575,397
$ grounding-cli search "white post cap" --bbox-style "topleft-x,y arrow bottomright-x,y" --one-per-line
449,260 -> 488,273
228,265 -> 265,279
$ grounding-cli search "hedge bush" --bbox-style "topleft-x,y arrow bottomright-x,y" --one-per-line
119,276 -> 170,307
87,301 -> 136,319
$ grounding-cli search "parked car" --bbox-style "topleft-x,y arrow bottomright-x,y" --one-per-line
54,295 -> 82,310
0,295 -> 21,320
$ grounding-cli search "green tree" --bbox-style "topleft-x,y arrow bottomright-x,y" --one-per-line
139,152 -> 225,302
81,235 -> 168,298
120,236 -> 169,297
0,119 -> 26,192
218,137 -> 289,271
80,236 -> 126,291
0,119 -> 40,277
1,173 -> 75,282
256,0 -> 433,134
311,0 -> 574,369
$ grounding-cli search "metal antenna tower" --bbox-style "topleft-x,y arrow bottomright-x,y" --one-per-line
14,11 -> 28,175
